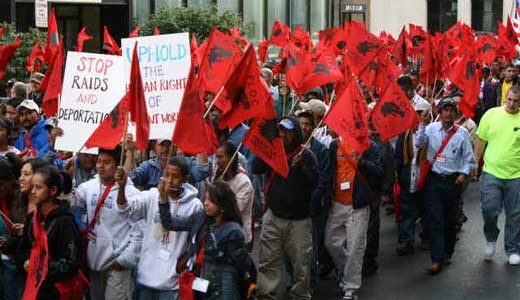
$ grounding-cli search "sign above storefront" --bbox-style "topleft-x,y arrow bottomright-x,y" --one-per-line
35,0 -> 48,28
49,0 -> 102,3
342,3 -> 367,13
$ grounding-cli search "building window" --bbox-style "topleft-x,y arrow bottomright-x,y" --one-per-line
472,0 -> 503,34
427,0 -> 458,32
290,0 -> 308,30
310,0 -> 328,34
218,0 -> 240,12
132,0 -> 151,25
188,0 -> 214,8
244,0 -> 264,41
267,0 -> 289,32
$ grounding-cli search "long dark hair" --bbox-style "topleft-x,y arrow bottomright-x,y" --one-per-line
33,165 -> 71,203
206,180 -> 242,225
216,141 -> 239,179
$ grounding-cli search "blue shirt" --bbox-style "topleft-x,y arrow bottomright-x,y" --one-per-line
14,117 -> 49,157
415,122 -> 476,176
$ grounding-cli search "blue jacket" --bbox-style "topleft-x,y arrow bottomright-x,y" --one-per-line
309,138 -> 332,217
15,117 -> 49,156
327,140 -> 384,209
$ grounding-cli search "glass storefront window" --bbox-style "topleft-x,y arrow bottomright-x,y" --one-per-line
218,0 -> 240,12
244,0 -> 264,41
267,0 -> 288,32
290,0 -> 308,30
188,0 -> 212,8
427,0 -> 458,32
132,0 -> 150,25
472,0 -> 503,33
310,0 -> 328,34
156,0 -> 182,9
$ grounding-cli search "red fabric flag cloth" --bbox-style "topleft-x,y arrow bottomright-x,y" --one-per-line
22,210 -> 49,300
0,24 -> 6,39
285,43 -> 313,94
153,27 -> 160,36
476,34 -> 497,66
103,26 -> 122,56
419,34 -> 436,84
0,36 -> 20,80
497,21 -> 517,62
76,27 -> 93,52
345,21 -> 382,76
299,49 -> 343,93
408,24 -> 428,57
179,272 -> 195,300
129,25 -> 140,38
317,27 -> 347,55
85,95 -> 128,149
258,39 -> 269,63
324,80 -> 370,153
26,39 -> 41,72
391,27 -> 409,66
371,80 -> 419,141
190,34 -> 198,53
449,50 -> 481,119
46,8 -> 60,64
128,42 -> 150,151
198,28 -> 243,96
41,43 -> 64,117
218,45 -> 272,129
192,39 -> 207,67
243,104 -> 289,178
392,182 -> 401,222
229,27 -> 248,48
173,66 -> 218,155
291,25 -> 313,51
268,19 -> 291,48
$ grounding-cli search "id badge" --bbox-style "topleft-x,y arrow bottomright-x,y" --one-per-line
158,248 -> 171,261
436,155 -> 446,163
340,181 -> 351,191
192,277 -> 210,293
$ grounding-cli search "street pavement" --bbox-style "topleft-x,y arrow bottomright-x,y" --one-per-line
253,181 -> 520,300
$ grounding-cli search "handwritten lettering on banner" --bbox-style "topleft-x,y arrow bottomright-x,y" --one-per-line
55,52 -> 126,152
122,33 -> 191,139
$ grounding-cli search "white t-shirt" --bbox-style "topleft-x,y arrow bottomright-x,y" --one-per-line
0,146 -> 20,156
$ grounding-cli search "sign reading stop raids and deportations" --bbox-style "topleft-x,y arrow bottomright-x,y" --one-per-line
55,52 -> 126,153
121,32 -> 191,139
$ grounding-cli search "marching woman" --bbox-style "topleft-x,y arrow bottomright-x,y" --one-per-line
159,180 -> 256,300
15,165 -> 85,300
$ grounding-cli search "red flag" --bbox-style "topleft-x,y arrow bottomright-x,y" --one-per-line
229,27 -> 248,48
420,34 -> 436,83
85,95 -> 128,149
324,80 -> 370,153
22,210 -> 49,300
497,21 -> 517,61
46,8 -> 60,64
371,80 -> 419,141
0,36 -> 20,80
129,25 -> 140,38
345,22 -> 382,76
258,39 -> 269,63
449,50 -> 480,119
198,28 -> 243,95
299,49 -> 343,93
243,104 -> 289,178
173,66 -> 217,155
317,27 -> 347,55
391,27 -> 409,66
285,43 -> 313,94
408,24 -> 428,57
103,26 -> 122,56
76,27 -> 93,52
190,34 -> 198,53
153,27 -> 160,36
41,42 -> 64,117
128,42 -> 150,151
476,34 -> 497,66
26,40 -> 41,72
291,25 -> 313,51
0,24 -> 7,39
192,39 -> 207,67
268,20 -> 291,48
218,45 -> 272,129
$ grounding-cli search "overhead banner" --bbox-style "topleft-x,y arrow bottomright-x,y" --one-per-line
122,32 -> 191,139
55,51 -> 126,152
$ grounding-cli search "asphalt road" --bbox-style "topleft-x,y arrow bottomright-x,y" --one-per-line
253,181 -> 520,300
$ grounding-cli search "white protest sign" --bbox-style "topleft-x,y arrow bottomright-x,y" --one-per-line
55,51 -> 126,152
121,33 -> 191,139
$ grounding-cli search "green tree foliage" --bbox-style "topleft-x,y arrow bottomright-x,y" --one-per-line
140,6 -> 252,42
0,23 -> 47,96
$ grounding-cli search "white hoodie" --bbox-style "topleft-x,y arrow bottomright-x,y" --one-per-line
72,175 -> 141,271
117,183 -> 203,291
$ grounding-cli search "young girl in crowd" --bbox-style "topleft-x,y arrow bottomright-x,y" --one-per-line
15,165 -> 83,300
159,180 -> 255,300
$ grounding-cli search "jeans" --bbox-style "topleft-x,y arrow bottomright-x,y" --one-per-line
363,199 -> 380,268
1,262 -> 24,300
398,188 -> 429,244
138,285 -> 179,300
481,172 -> 520,256
201,271 -> 240,300
423,174 -> 462,264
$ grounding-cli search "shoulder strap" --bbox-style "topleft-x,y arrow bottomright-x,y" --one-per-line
89,182 -> 115,229
432,125 -> 460,161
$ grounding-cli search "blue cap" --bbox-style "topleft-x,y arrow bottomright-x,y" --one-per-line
278,119 -> 295,130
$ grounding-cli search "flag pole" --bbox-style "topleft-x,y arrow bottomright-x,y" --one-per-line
218,142 -> 242,180
203,85 -> 225,119
282,93 -> 287,116
120,112 -> 129,166
430,74 -> 438,101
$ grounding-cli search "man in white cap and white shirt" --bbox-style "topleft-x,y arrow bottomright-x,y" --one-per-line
299,99 -> 333,148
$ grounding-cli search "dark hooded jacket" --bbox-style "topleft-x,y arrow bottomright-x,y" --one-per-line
252,116 -> 319,220
15,202 -> 82,300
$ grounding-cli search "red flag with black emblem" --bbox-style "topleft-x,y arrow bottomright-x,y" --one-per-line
371,80 -> 419,141
173,64 -> 218,155
198,28 -> 243,95
497,21 -> 517,61
129,25 -> 140,38
41,42 -> 64,117
449,50 -> 480,119
45,8 -> 60,64
285,43 -> 313,94
229,27 -> 248,48
103,26 -> 122,56
218,45 -> 272,129
408,24 -> 428,57
128,42 -> 150,151
391,27 -> 409,66
299,49 -> 343,93
345,22 -> 382,76
243,103 -> 289,178
258,39 -> 269,63
476,34 -> 497,66
269,20 -> 291,48
324,80 -> 370,153
0,36 -> 20,80
26,39 -> 41,72
318,27 -> 347,55
22,210 -> 49,300
85,95 -> 128,149
291,25 -> 313,51
76,27 -> 93,52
